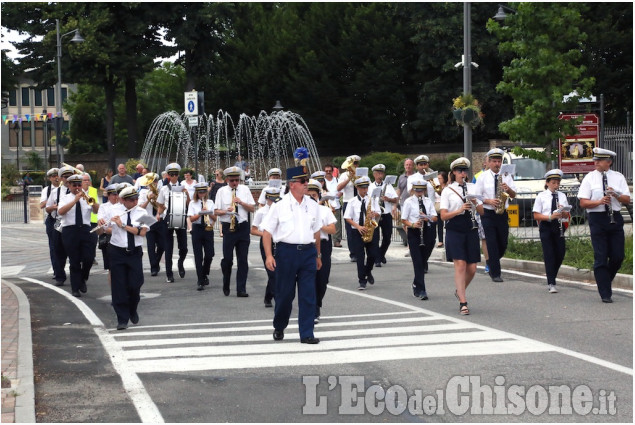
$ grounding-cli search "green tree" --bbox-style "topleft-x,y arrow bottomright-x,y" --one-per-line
487,3 -> 595,159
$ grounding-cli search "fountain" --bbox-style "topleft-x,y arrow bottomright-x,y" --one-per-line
140,110 -> 321,184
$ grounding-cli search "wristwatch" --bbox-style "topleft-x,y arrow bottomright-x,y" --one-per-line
317,253 -> 322,259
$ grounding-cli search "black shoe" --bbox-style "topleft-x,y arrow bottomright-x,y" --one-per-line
413,291 -> 421,298
602,298 -> 613,303
197,284 -> 205,291
367,273 -> 374,285
350,256 -> 357,263
80,281 -> 87,293
301,337 -> 320,344
55,280 -> 65,287
374,262 -> 382,268
381,257 -> 387,264
117,322 -> 128,330
273,330 -> 284,341
178,259 -> 185,278
223,285 -> 230,296
71,290 -> 81,297
150,270 -> 158,277
264,299 -> 273,308
420,291 -> 428,300
203,276 -> 210,286
130,312 -> 139,324
237,292 -> 249,298
492,276 -> 504,282
166,275 -> 174,283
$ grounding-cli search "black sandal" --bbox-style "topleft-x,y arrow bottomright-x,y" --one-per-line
459,302 -> 469,315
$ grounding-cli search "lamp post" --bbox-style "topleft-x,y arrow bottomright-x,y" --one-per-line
55,19 -> 84,166
462,2 -> 473,174
13,121 -> 21,172
272,100 -> 284,112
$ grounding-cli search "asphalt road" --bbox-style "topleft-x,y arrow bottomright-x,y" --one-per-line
1,222 -> 632,422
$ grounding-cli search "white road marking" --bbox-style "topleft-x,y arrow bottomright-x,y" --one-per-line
20,277 -> 164,423
1,265 -> 25,277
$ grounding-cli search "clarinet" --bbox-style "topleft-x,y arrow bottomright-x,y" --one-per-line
419,210 -> 425,247
603,172 -> 616,224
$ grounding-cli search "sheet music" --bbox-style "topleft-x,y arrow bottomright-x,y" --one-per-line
137,214 -> 158,227
370,187 -> 382,198
199,210 -> 215,215
267,179 -> 282,189
384,175 -> 397,185
321,194 -> 335,202
465,194 -> 484,202
423,171 -> 438,180
500,164 -> 516,176
356,167 -> 369,177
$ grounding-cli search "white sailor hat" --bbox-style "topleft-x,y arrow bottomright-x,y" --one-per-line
307,179 -> 322,191
67,174 -> 83,184
486,148 -> 504,159
544,169 -> 563,180
414,155 -> 430,164
116,182 -> 132,193
450,157 -> 471,170
354,176 -> 371,187
120,186 -> 139,200
267,168 -> 282,178
411,178 -> 427,191
311,171 -> 326,180
47,168 -> 59,177
165,163 -> 181,173
105,184 -> 118,194
372,164 -> 386,172
194,182 -> 208,192
223,166 -> 242,177
58,165 -> 74,177
348,154 -> 361,162
592,147 -> 616,160
264,187 -> 281,201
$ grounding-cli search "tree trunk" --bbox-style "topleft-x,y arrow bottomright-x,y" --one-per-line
125,77 -> 138,158
104,78 -> 117,171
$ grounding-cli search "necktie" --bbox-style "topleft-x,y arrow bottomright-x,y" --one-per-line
551,192 -> 558,213
127,212 -> 135,251
494,174 -> 498,194
75,199 -> 83,225
358,196 -> 366,226
418,197 -> 425,214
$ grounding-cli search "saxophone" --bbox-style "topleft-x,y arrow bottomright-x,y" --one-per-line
149,181 -> 159,210
361,196 -> 378,243
203,202 -> 215,231
229,188 -> 237,232
495,173 -> 509,215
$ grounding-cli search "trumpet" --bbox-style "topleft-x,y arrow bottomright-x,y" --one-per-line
90,207 -> 135,233
80,190 -> 96,205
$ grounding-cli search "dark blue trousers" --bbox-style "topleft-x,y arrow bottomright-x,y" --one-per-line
61,225 -> 94,292
407,226 -> 436,294
349,227 -> 379,284
539,222 -> 566,285
191,224 -> 214,285
378,213 -> 393,262
273,242 -> 317,339
51,221 -> 68,282
220,221 -> 250,293
146,220 -> 165,274
588,212 -> 625,300
259,238 -> 276,302
46,216 -> 64,280
343,202 -> 354,258
164,224 -> 188,278
315,236 -> 332,312
481,209 -> 509,278
108,245 -> 143,324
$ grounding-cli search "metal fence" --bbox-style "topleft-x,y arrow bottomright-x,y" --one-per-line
604,126 -> 633,183
1,195 -> 28,223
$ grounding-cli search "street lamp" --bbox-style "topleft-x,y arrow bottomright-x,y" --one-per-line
13,121 -> 21,172
55,19 -> 84,166
272,100 -> 284,112
493,4 -> 517,22
461,2 -> 474,173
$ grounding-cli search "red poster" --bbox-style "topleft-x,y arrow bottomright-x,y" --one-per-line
558,113 -> 599,174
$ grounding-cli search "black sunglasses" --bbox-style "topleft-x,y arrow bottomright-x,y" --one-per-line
293,177 -> 308,184
71,182 -> 82,186
228,178 -> 240,182
168,172 -> 179,176
456,168 -> 469,173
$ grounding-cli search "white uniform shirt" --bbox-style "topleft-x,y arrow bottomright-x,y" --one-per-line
372,180 -> 398,213
406,172 -> 436,202
109,206 -> 150,249
187,199 -> 215,225
181,180 -> 197,200
578,169 -> 630,212
257,182 -> 284,205
41,185 -> 55,218
46,186 -> 70,219
261,193 -> 321,244
252,203 -> 271,231
474,169 -> 517,210
343,194 -> 382,224
324,177 -> 341,209
440,182 -> 481,213
532,190 -> 570,216
97,201 -> 118,222
317,203 -> 337,240
157,182 -> 187,219
402,195 -> 437,223
214,184 -> 255,224
58,192 -> 92,227
338,173 -> 355,203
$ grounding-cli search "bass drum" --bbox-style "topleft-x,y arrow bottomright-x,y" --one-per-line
167,191 -> 187,229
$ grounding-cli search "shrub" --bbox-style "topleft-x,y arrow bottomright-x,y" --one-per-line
125,158 -> 145,175
359,151 -> 408,176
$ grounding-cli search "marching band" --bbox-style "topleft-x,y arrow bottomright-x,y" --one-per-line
38,149 -> 631,332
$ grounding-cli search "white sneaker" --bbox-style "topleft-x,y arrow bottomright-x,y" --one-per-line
548,285 -> 558,293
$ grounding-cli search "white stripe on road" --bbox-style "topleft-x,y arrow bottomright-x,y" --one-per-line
1,266 -> 25,277
328,285 -> 634,376
20,277 -> 164,423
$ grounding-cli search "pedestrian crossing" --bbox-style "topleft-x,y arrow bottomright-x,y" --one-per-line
110,311 -> 552,374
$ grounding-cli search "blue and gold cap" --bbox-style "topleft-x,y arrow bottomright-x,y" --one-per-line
372,164 -> 386,172
105,184 -> 118,195
116,182 -> 132,194
67,174 -> 82,184
223,166 -> 242,178
194,182 -> 208,192
411,178 -> 426,191
450,157 -> 471,170
264,187 -> 281,202
120,186 -> 139,200
267,168 -> 282,178
47,168 -> 59,177
592,147 -> 616,160
311,171 -> 326,181
58,165 -> 74,178
165,163 -> 181,173
307,179 -> 322,191
286,166 -> 308,181
414,155 -> 429,165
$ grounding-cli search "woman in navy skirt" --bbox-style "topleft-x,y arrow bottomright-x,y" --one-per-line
439,158 -> 484,315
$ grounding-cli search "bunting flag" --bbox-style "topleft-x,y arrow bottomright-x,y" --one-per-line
3,112 -> 58,124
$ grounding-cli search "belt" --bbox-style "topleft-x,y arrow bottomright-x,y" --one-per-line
589,211 -> 618,215
109,244 -> 142,254
277,242 -> 315,250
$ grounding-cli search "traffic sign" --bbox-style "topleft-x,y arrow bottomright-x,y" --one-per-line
184,91 -> 198,116
188,116 -> 199,127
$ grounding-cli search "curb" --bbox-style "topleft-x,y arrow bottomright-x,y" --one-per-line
2,280 -> 36,424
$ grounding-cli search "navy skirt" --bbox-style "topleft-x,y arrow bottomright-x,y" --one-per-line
445,228 -> 480,264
